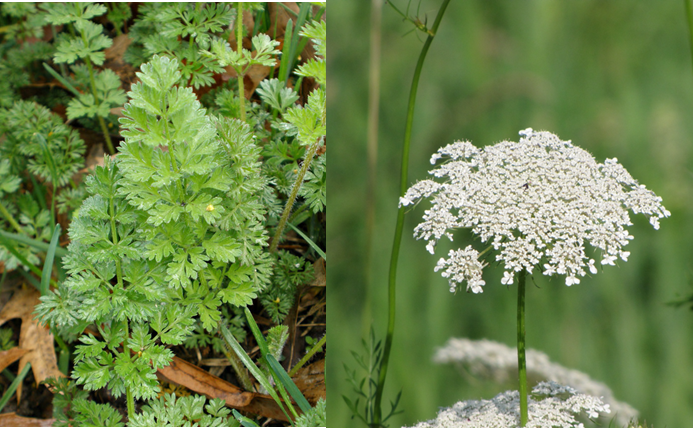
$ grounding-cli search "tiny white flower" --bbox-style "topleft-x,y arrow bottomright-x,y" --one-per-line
601,255 -> 617,266
588,259 -> 597,274
501,271 -> 514,285
543,264 -> 556,276
565,275 -> 580,286
426,241 -> 436,254
619,251 -> 630,261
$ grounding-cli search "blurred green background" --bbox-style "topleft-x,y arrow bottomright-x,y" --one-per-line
328,1 -> 693,427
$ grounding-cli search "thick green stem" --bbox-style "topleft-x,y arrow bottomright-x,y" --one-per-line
236,2 -> 246,123
372,1 -> 450,425
517,270 -> 528,426
268,137 -> 323,254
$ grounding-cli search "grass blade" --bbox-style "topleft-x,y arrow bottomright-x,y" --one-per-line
243,308 -> 299,419
232,409 -> 259,427
0,362 -> 31,413
42,62 -> 82,97
288,333 -> 325,377
220,324 -> 292,422
244,307 -> 270,357
286,222 -> 326,261
0,230 -> 67,258
0,233 -> 43,278
266,354 -> 311,413
278,19 -> 293,83
41,224 -> 61,295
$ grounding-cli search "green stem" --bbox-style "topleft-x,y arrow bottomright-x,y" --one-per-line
83,56 -> 115,155
236,2 -> 246,123
51,183 -> 57,235
517,269 -> 528,426
372,1 -> 450,425
288,333 -> 325,377
268,137 -> 323,254
0,201 -> 23,234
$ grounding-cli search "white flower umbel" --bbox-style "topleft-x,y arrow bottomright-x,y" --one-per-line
400,128 -> 670,291
433,338 -> 638,426
404,381 -> 611,428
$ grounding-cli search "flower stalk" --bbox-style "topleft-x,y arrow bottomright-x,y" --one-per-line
372,0 -> 451,425
517,269 -> 528,426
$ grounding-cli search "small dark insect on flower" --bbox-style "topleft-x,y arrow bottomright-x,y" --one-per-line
522,183 -> 529,190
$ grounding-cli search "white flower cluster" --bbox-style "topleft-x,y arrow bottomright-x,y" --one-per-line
435,246 -> 486,293
400,128 -> 670,291
404,381 -> 610,428
433,338 -> 638,426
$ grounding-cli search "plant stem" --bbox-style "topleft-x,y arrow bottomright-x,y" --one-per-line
268,137 -> 323,254
0,201 -> 23,234
517,269 -> 528,426
236,2 -> 246,123
83,56 -> 115,155
372,1 -> 451,425
288,333 -> 325,377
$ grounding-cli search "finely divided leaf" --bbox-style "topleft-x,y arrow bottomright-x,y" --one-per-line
202,233 -> 241,263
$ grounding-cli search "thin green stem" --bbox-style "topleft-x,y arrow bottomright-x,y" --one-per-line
51,183 -> 57,235
0,201 -> 23,234
517,269 -> 528,426
288,333 -> 325,377
268,137 -> 323,254
161,94 -> 185,198
83,56 -> 115,155
236,2 -> 246,123
372,1 -> 450,425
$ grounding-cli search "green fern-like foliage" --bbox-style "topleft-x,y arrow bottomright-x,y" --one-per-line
0,101 -> 85,186
41,2 -> 126,124
128,393 -> 235,427
293,397 -> 326,428
0,100 -> 85,270
42,378 -> 146,428
117,55 -> 271,320
125,3 -> 233,88
36,54 -> 272,409
260,250 -> 314,324
0,3 -> 53,107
